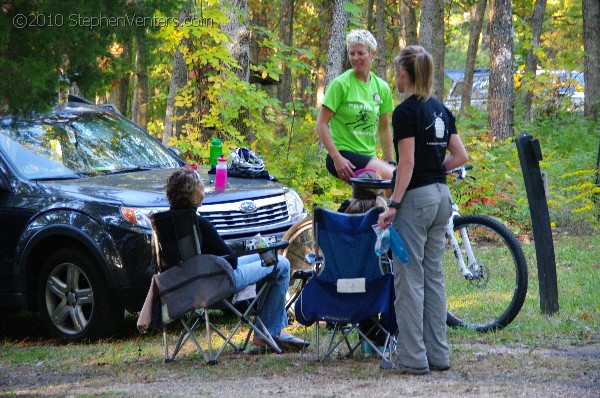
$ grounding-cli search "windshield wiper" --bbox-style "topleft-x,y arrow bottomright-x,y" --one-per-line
31,175 -> 81,181
110,166 -> 156,175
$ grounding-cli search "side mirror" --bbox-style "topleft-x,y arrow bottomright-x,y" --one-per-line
168,146 -> 182,158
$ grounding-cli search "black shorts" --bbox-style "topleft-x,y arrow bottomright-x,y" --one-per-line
325,151 -> 373,179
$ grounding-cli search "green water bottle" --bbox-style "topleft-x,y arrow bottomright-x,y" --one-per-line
209,138 -> 222,167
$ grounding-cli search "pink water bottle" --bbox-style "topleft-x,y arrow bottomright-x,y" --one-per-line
215,155 -> 227,189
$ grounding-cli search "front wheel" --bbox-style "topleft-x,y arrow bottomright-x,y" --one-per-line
443,215 -> 528,332
37,247 -> 124,341
280,217 -> 318,323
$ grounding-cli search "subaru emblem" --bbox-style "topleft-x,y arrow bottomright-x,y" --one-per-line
239,200 -> 257,213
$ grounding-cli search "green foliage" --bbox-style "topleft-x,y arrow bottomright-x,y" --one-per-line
0,0 -> 180,116
513,0 -> 584,71
516,70 -> 585,116
453,109 -> 599,236
162,6 -> 277,160
250,27 -> 314,86
518,112 -> 600,231
343,2 -> 363,29
163,4 -> 318,166
0,0 -> 115,114
253,107 -> 351,212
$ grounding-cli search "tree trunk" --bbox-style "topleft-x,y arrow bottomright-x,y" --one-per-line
299,74 -> 312,107
222,0 -> 250,83
489,0 -> 515,140
583,0 -> 600,120
319,0 -> 350,164
222,0 -> 251,139
367,0 -> 375,31
316,0 -> 333,104
399,0 -> 418,48
523,0 -> 547,122
461,0 -> 488,113
113,41 -> 131,116
132,35 -> 149,129
583,0 -> 600,185
375,0 -> 386,80
324,0 -> 350,88
277,0 -> 294,106
163,3 -> 192,145
419,0 -> 445,101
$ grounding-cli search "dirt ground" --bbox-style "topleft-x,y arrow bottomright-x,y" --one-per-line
1,342 -> 599,397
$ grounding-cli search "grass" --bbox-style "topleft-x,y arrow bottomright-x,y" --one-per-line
0,235 -> 598,397
1,233 -> 598,366
447,232 -> 600,348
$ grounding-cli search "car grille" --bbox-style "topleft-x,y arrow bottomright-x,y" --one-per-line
199,195 -> 290,233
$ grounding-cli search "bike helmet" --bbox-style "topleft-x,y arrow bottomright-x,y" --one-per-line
229,147 -> 265,176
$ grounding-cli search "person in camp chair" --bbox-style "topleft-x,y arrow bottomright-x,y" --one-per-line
165,167 -> 308,352
339,168 -> 391,354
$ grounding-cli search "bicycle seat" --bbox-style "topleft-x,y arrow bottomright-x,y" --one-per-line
349,177 -> 394,190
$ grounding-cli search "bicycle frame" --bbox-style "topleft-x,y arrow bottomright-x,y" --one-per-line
445,165 -> 481,280
446,203 -> 476,279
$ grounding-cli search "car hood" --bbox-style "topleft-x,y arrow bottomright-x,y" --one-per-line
36,168 -> 286,207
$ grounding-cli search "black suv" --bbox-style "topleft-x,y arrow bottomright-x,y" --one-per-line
0,101 -> 307,341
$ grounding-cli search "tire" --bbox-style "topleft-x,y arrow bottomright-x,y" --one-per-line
443,215 -> 528,332
280,218 -> 318,322
37,247 -> 124,342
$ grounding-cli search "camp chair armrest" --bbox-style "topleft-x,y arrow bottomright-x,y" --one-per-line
222,240 -> 289,260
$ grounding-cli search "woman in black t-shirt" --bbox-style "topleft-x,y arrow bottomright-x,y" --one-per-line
378,46 -> 468,375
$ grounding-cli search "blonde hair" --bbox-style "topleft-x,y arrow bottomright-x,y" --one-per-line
346,29 -> 377,52
395,45 -> 433,101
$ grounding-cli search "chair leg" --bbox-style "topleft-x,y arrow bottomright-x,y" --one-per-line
221,300 -> 282,354
163,326 -> 171,363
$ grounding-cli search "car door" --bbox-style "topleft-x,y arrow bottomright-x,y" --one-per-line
0,167 -> 33,293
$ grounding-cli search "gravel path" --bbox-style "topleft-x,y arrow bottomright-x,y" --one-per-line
2,343 -> 599,397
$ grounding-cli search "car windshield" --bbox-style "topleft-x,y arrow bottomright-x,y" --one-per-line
0,111 -> 180,180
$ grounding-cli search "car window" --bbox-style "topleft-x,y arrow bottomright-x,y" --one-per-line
0,112 -> 180,180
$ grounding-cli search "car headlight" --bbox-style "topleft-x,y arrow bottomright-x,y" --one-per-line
284,189 -> 304,217
120,207 -> 168,229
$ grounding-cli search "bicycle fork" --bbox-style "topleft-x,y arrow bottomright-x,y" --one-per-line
446,205 -> 477,280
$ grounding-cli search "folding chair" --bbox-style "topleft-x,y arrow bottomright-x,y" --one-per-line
294,207 -> 397,362
137,209 -> 287,364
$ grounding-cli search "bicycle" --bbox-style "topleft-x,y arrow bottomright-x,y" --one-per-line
281,165 -> 528,332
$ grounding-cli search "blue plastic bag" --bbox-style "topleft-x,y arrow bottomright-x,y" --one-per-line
373,225 -> 408,264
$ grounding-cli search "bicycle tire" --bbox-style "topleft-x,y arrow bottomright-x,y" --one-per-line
444,214 -> 528,332
280,217 -> 317,322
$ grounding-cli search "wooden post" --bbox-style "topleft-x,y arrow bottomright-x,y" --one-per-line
515,132 -> 559,315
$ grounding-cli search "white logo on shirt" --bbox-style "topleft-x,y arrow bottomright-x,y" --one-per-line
426,112 -> 446,139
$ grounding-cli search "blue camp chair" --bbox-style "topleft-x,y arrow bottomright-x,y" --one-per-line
294,207 -> 397,362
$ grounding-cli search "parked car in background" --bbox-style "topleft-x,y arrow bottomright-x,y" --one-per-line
0,99 -> 307,341
444,68 -> 585,112
444,68 -> 490,111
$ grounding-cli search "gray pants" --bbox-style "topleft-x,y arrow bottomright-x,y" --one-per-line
392,183 -> 452,369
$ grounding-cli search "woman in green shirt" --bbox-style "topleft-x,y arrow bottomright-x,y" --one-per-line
316,29 -> 396,183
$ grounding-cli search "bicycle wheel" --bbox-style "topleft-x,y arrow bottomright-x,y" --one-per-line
280,217 -> 318,322
443,214 -> 528,332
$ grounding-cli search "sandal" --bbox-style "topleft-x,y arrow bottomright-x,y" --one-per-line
250,337 -> 283,354
246,346 -> 268,355
275,332 -> 310,351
